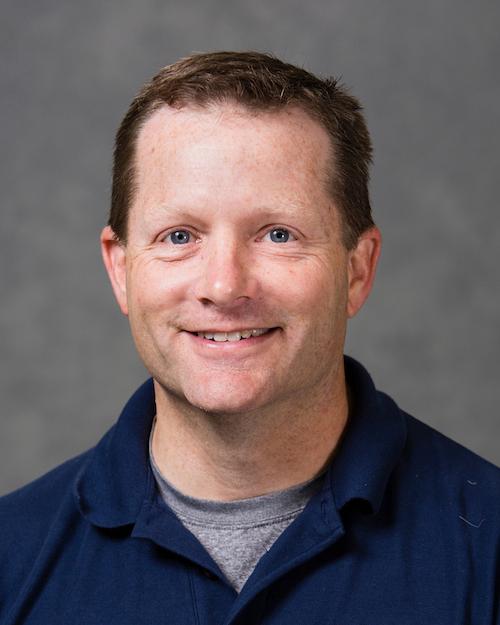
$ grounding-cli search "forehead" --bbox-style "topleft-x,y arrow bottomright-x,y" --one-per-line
132,102 -> 338,230
137,100 -> 331,148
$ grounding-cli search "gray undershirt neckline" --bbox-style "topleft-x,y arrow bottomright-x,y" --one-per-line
148,417 -> 324,591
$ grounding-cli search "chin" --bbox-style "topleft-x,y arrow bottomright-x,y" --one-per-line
176,367 -> 264,410
185,392 -> 263,416
153,366 -> 275,415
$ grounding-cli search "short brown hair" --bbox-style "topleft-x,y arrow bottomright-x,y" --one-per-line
109,51 -> 374,249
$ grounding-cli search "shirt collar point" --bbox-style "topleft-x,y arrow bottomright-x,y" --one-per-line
72,378 -> 156,528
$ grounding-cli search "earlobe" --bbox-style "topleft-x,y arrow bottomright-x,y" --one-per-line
347,227 -> 382,318
100,226 -> 129,316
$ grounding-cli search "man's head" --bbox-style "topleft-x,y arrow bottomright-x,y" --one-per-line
101,52 -> 381,418
109,51 -> 374,251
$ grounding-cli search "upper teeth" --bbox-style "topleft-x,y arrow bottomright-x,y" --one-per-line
196,328 -> 271,341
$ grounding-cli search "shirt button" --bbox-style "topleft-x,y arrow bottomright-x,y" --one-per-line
203,569 -> 216,580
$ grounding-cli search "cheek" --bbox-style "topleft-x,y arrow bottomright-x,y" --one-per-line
127,262 -> 185,320
288,265 -> 348,354
279,260 -> 347,314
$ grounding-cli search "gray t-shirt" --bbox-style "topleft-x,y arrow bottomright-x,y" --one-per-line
149,423 -> 323,592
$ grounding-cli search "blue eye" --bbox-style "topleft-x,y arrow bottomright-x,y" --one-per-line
165,228 -> 292,245
169,230 -> 191,245
268,228 -> 291,243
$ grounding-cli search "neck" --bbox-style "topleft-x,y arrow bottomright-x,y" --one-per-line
151,364 -> 349,501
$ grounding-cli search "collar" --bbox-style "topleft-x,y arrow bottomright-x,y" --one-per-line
74,378 -> 156,527
74,356 -> 407,527
330,356 -> 407,515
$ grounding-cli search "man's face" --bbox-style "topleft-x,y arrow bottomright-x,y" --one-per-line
102,103 -> 379,415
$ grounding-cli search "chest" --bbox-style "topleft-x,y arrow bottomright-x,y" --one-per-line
7,521 -> 485,625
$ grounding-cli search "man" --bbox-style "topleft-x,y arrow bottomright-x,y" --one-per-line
1,51 -> 498,624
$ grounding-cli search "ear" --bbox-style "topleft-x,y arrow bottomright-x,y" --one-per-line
347,226 -> 382,318
100,226 -> 129,316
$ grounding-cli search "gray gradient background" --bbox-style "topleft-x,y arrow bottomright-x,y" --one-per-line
1,0 -> 499,495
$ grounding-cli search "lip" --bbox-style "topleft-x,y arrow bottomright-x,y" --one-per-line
185,327 -> 276,334
183,327 -> 280,356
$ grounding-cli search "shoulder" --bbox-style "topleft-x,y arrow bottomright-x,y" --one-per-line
393,400 -> 500,537
400,405 -> 500,485
0,450 -> 93,594
0,449 -> 92,524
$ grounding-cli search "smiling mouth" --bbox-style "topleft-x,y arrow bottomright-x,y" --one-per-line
187,328 -> 279,342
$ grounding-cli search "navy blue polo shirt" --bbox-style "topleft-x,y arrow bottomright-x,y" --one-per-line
1,357 -> 499,624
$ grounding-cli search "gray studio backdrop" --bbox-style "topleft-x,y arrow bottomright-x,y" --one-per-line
1,0 -> 499,495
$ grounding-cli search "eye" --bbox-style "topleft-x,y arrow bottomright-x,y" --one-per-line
166,230 -> 192,245
264,227 -> 295,243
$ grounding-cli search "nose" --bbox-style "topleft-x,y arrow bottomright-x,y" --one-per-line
194,234 -> 257,307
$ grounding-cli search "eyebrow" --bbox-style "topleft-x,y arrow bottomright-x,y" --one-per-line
150,201 -> 319,223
